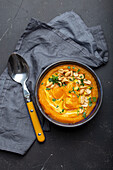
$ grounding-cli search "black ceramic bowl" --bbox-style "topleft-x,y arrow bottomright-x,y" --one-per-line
35,60 -> 103,127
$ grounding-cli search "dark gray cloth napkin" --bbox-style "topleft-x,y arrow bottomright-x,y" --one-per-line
0,11 -> 108,155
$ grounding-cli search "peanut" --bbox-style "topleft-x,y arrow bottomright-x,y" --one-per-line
79,89 -> 85,95
80,96 -> 85,104
84,79 -> 91,85
46,82 -> 53,88
65,71 -> 71,77
85,89 -> 91,95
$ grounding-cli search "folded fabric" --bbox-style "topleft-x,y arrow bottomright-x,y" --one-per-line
0,11 -> 108,155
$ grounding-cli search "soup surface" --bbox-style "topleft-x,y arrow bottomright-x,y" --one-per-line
38,64 -> 98,124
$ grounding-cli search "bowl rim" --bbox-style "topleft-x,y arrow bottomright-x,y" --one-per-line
35,60 -> 103,127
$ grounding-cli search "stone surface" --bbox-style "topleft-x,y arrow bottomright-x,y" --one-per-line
0,0 -> 113,169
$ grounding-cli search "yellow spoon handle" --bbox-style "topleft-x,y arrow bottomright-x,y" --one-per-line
27,101 -> 45,142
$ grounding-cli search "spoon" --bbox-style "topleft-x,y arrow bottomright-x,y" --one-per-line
8,53 -> 45,142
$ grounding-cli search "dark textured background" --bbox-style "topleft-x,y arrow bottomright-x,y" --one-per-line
0,0 -> 113,169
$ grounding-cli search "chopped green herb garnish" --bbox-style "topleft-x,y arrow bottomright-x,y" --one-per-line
73,77 -> 75,81
62,99 -> 64,101
62,109 -> 64,112
83,112 -> 86,118
69,79 -> 73,81
89,86 -> 93,90
76,69 -> 80,73
49,75 -> 59,84
55,73 -> 58,75
52,98 -> 56,102
48,78 -> 52,82
56,105 -> 59,108
69,87 -> 79,98
80,79 -> 84,86
89,97 -> 92,106
79,106 -> 83,109
41,83 -> 44,85
67,66 -> 71,69
62,84 -> 66,87
77,87 -> 80,91
74,91 -> 79,98
76,93 -> 79,98
77,110 -> 79,116
83,74 -> 85,78
92,97 -> 96,102
46,88 -> 50,90
88,97 -> 96,106
72,67 -> 75,69
89,103 -> 92,107
80,76 -> 82,78
58,83 -> 61,87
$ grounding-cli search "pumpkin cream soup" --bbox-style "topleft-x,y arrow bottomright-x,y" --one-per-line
38,65 -> 98,124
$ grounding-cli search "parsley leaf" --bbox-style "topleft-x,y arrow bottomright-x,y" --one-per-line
52,98 -> 56,101
76,69 -> 80,73
62,109 -> 64,112
79,106 -> 83,109
67,66 -> 71,69
41,83 -> 44,85
58,83 -> 61,87
88,97 -> 96,106
83,112 -> 86,118
80,79 -> 84,86
92,97 -> 96,102
76,93 -> 79,98
46,88 -> 50,90
69,79 -> 73,81
77,87 -> 80,91
62,84 -> 66,87
89,86 -> 93,90
89,97 -> 92,106
69,87 -> 79,98
77,110 -> 79,116
56,105 -> 59,108
48,75 -> 59,84
74,91 -> 79,98
48,78 -> 52,82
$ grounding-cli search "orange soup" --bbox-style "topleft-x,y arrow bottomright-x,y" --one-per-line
38,65 -> 98,124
